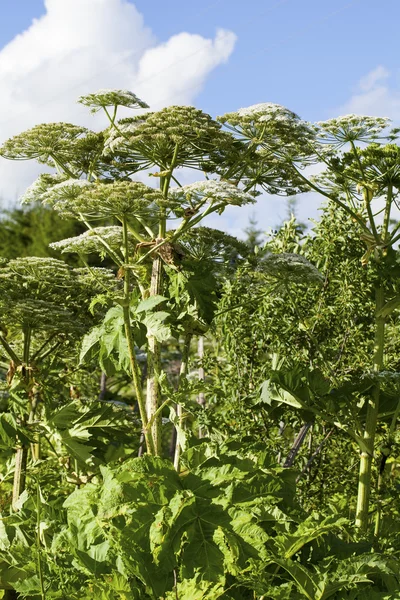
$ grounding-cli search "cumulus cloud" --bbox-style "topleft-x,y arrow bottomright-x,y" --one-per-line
338,65 -> 400,119
0,0 -> 236,204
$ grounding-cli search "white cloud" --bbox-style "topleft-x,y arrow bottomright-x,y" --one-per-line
357,65 -> 389,92
0,0 -> 236,204
339,65 -> 400,119
136,29 -> 236,109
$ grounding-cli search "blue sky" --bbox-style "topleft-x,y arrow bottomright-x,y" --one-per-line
0,0 -> 398,234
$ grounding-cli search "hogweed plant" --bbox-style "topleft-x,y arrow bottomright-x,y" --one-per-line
218,103 -> 400,533
1,90 -> 254,463
2,93 -> 400,598
0,257 -> 114,509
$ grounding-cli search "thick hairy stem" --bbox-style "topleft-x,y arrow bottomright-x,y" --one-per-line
174,334 -> 192,471
29,389 -> 40,462
197,336 -> 206,438
355,284 -> 385,531
12,327 -> 31,511
122,217 -> 155,455
12,448 -> 27,511
283,421 -> 313,467
146,256 -> 163,455
36,478 -> 46,600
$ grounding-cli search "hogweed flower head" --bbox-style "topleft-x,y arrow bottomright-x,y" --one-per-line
0,123 -> 89,165
44,179 -> 163,220
218,103 -> 316,165
180,226 -> 249,265
78,89 -> 149,113
50,226 -> 135,256
0,257 -> 113,334
103,106 -> 232,169
169,180 -> 255,208
315,115 -> 391,147
41,178 -> 93,215
261,252 -> 324,285
19,173 -> 67,205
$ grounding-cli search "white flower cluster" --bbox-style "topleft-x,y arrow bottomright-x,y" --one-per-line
9,299 -> 76,330
169,180 -> 255,207
78,89 -> 149,112
261,252 -> 323,285
237,102 -> 296,120
19,174 -> 67,205
50,226 -> 132,255
40,179 -> 92,215
316,115 -> 391,146
220,103 -> 313,133
103,119 -> 146,154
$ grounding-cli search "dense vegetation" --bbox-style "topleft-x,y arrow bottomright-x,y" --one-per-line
0,92 -> 399,598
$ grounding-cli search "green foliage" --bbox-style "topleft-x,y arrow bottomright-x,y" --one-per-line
1,90 -> 400,597
0,204 -> 84,262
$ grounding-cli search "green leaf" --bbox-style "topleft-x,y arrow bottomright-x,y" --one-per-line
0,518 -> 10,551
376,294 -> 400,318
0,414 -> 31,447
271,558 -> 318,600
136,295 -> 167,313
141,311 -> 172,342
80,325 -> 102,363
75,541 -> 111,575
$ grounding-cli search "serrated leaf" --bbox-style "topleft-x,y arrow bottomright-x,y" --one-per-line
141,311 -> 172,342
376,294 -> 400,318
136,295 -> 167,313
80,325 -> 102,363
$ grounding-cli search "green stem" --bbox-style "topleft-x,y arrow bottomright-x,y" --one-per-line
78,215 -> 124,266
122,218 -> 147,243
291,165 -> 371,236
146,255 -> 163,455
50,154 -> 77,180
383,184 -> 393,242
30,333 -> 58,362
36,477 -> 46,600
355,284 -> 385,531
145,147 -> 179,455
174,334 -> 192,472
122,217 -> 155,455
12,327 -> 32,511
349,140 -> 380,243
146,396 -> 173,432
0,335 -> 22,365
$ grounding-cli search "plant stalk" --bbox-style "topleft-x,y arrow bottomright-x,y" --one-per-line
355,284 -> 385,530
146,254 -> 163,455
174,334 -> 192,471
12,327 -> 31,511
122,217 -> 155,455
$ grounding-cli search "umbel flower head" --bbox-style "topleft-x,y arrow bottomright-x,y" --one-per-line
0,123 -> 89,165
19,173 -> 67,204
218,102 -> 316,163
315,115 -> 391,147
50,226 -> 135,258
42,179 -> 163,220
78,89 -> 149,113
103,105 -> 233,170
260,252 -> 324,285
179,226 -> 249,270
0,257 -> 108,333
313,143 -> 400,202
168,180 -> 255,213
